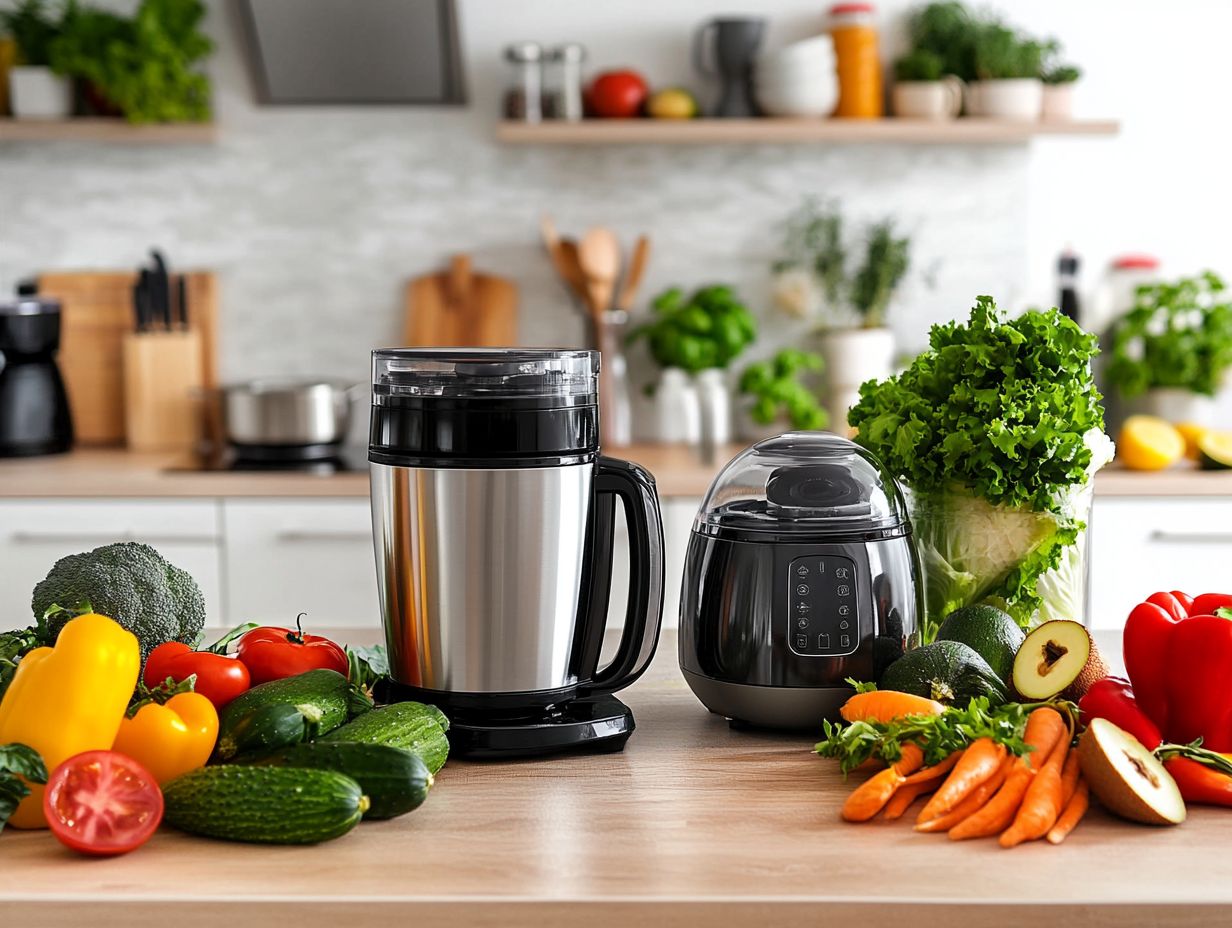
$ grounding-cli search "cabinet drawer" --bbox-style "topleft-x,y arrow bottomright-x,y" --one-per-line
1089,498 -> 1232,629
223,500 -> 378,628
0,500 -> 223,630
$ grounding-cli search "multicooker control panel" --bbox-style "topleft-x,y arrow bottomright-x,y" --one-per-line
787,554 -> 859,658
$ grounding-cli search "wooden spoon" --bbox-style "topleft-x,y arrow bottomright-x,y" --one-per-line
578,226 -> 621,325
616,235 -> 651,314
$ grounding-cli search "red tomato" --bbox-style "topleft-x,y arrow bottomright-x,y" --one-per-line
144,642 -> 251,709
236,615 -> 349,685
586,69 -> 649,118
43,751 -> 163,857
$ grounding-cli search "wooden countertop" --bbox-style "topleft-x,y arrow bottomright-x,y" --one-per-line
1,447 -> 1231,500
1,631 -> 1229,928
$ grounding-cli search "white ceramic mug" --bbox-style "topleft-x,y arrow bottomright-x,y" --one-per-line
891,76 -> 963,120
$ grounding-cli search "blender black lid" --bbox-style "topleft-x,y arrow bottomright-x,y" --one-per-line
695,431 -> 910,538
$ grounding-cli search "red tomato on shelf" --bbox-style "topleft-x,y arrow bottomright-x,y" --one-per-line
587,70 -> 649,118
43,751 -> 163,857
236,614 -> 349,686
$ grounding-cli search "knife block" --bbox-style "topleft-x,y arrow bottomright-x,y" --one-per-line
122,331 -> 205,452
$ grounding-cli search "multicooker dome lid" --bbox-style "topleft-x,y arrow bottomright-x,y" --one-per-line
694,431 -> 909,537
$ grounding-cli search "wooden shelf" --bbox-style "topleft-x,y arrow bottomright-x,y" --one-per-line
496,117 -> 1120,145
0,118 -> 218,144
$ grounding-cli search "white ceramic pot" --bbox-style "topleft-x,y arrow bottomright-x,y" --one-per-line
654,368 -> 701,445
1041,83 -> 1076,121
1124,388 -> 1217,427
818,326 -> 895,390
891,77 -> 963,120
967,78 -> 1043,121
9,66 -> 72,119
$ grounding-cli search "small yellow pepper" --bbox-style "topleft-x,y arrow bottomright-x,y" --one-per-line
112,692 -> 218,784
0,612 -> 139,829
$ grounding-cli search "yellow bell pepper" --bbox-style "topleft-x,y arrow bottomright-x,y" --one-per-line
0,612 -> 139,829
112,692 -> 218,784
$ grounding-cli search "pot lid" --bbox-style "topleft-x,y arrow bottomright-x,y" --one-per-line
695,431 -> 909,535
372,348 -> 598,402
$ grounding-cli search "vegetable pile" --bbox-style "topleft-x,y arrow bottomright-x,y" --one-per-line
0,542 -> 448,855
849,296 -> 1114,637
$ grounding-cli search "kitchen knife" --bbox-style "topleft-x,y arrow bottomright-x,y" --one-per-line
132,268 -> 152,333
149,249 -> 171,331
175,275 -> 189,331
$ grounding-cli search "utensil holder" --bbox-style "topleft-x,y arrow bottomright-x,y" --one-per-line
122,331 -> 205,452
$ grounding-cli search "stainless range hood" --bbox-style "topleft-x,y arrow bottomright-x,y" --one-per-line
241,0 -> 466,105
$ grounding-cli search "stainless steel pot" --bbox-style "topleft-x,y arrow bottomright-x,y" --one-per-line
219,379 -> 359,446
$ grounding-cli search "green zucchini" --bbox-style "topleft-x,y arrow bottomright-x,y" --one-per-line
163,766 -> 368,845
214,702 -> 315,762
244,742 -> 432,820
220,669 -> 350,736
320,702 -> 450,774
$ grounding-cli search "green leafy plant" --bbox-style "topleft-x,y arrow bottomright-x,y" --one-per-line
0,0 -> 63,66
904,1 -> 978,81
1042,64 -> 1081,85
0,744 -> 47,833
628,284 -> 757,375
850,219 -> 911,329
972,22 -> 1049,80
49,0 -> 212,123
893,48 -> 945,82
849,296 -> 1112,628
1106,272 -> 1232,398
738,350 -> 827,430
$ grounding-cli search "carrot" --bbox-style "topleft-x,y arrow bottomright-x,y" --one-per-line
1057,750 -> 1082,809
999,732 -> 1071,848
901,749 -> 963,786
947,707 -> 1067,842
840,690 -> 945,724
883,779 -> 936,820
916,756 -> 1012,832
1046,778 -> 1090,845
841,743 -> 924,822
916,738 -> 1007,822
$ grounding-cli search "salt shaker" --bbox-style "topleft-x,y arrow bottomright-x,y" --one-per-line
504,42 -> 544,122
546,43 -> 587,121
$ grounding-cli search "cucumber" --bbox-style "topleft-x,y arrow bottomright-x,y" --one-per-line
214,702 -> 315,762
244,742 -> 433,820
163,765 -> 368,845
320,702 -> 450,774
220,669 -> 350,737
878,640 -> 1010,707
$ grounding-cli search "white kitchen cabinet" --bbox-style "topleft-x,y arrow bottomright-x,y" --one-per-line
0,500 -> 223,630
1088,497 -> 1232,629
222,500 -> 379,628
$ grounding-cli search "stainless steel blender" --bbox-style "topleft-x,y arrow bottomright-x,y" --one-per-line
368,348 -> 664,757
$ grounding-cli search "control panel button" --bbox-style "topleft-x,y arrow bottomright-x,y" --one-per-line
818,633 -> 831,649
840,634 -> 850,648
796,565 -> 809,577
839,620 -> 849,630
796,584 -> 809,596
837,584 -> 851,597
796,618 -> 809,629
838,605 -> 850,616
795,602 -> 810,614
794,634 -> 808,650
836,567 -> 850,580
788,554 -> 858,657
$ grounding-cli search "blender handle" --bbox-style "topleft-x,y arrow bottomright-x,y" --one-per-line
582,456 -> 665,695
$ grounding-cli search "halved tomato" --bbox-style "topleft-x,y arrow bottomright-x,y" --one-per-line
43,751 -> 164,856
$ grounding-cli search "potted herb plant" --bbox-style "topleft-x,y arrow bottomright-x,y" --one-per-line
628,284 -> 757,444
1041,63 -> 1081,121
891,48 -> 962,120
737,349 -> 827,441
1106,272 -> 1232,427
1,0 -> 71,119
967,21 -> 1048,121
49,0 -> 213,123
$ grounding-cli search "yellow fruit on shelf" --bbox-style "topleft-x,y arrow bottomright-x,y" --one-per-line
1117,415 -> 1185,471
646,88 -> 699,119
1175,422 -> 1211,461
1198,431 -> 1232,471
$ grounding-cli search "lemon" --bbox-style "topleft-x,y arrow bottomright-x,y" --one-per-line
1197,431 -> 1232,471
1175,422 -> 1211,461
1118,416 -> 1185,471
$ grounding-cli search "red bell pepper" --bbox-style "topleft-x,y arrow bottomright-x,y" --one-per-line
143,642 -> 251,709
235,614 -> 348,686
1191,593 -> 1232,617
1079,674 -> 1232,807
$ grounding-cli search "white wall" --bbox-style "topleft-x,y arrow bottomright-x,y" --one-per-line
1,0 -> 1229,421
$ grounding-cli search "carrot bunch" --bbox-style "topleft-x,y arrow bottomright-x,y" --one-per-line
837,705 -> 1090,846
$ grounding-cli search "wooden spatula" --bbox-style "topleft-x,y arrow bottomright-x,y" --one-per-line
616,235 -> 651,313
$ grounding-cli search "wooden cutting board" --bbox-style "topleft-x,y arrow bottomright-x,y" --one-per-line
36,270 -> 219,446
403,255 -> 518,347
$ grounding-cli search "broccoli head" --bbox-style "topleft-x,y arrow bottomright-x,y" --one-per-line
31,542 -> 207,663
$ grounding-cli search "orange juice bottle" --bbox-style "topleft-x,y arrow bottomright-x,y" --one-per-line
829,2 -> 883,118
